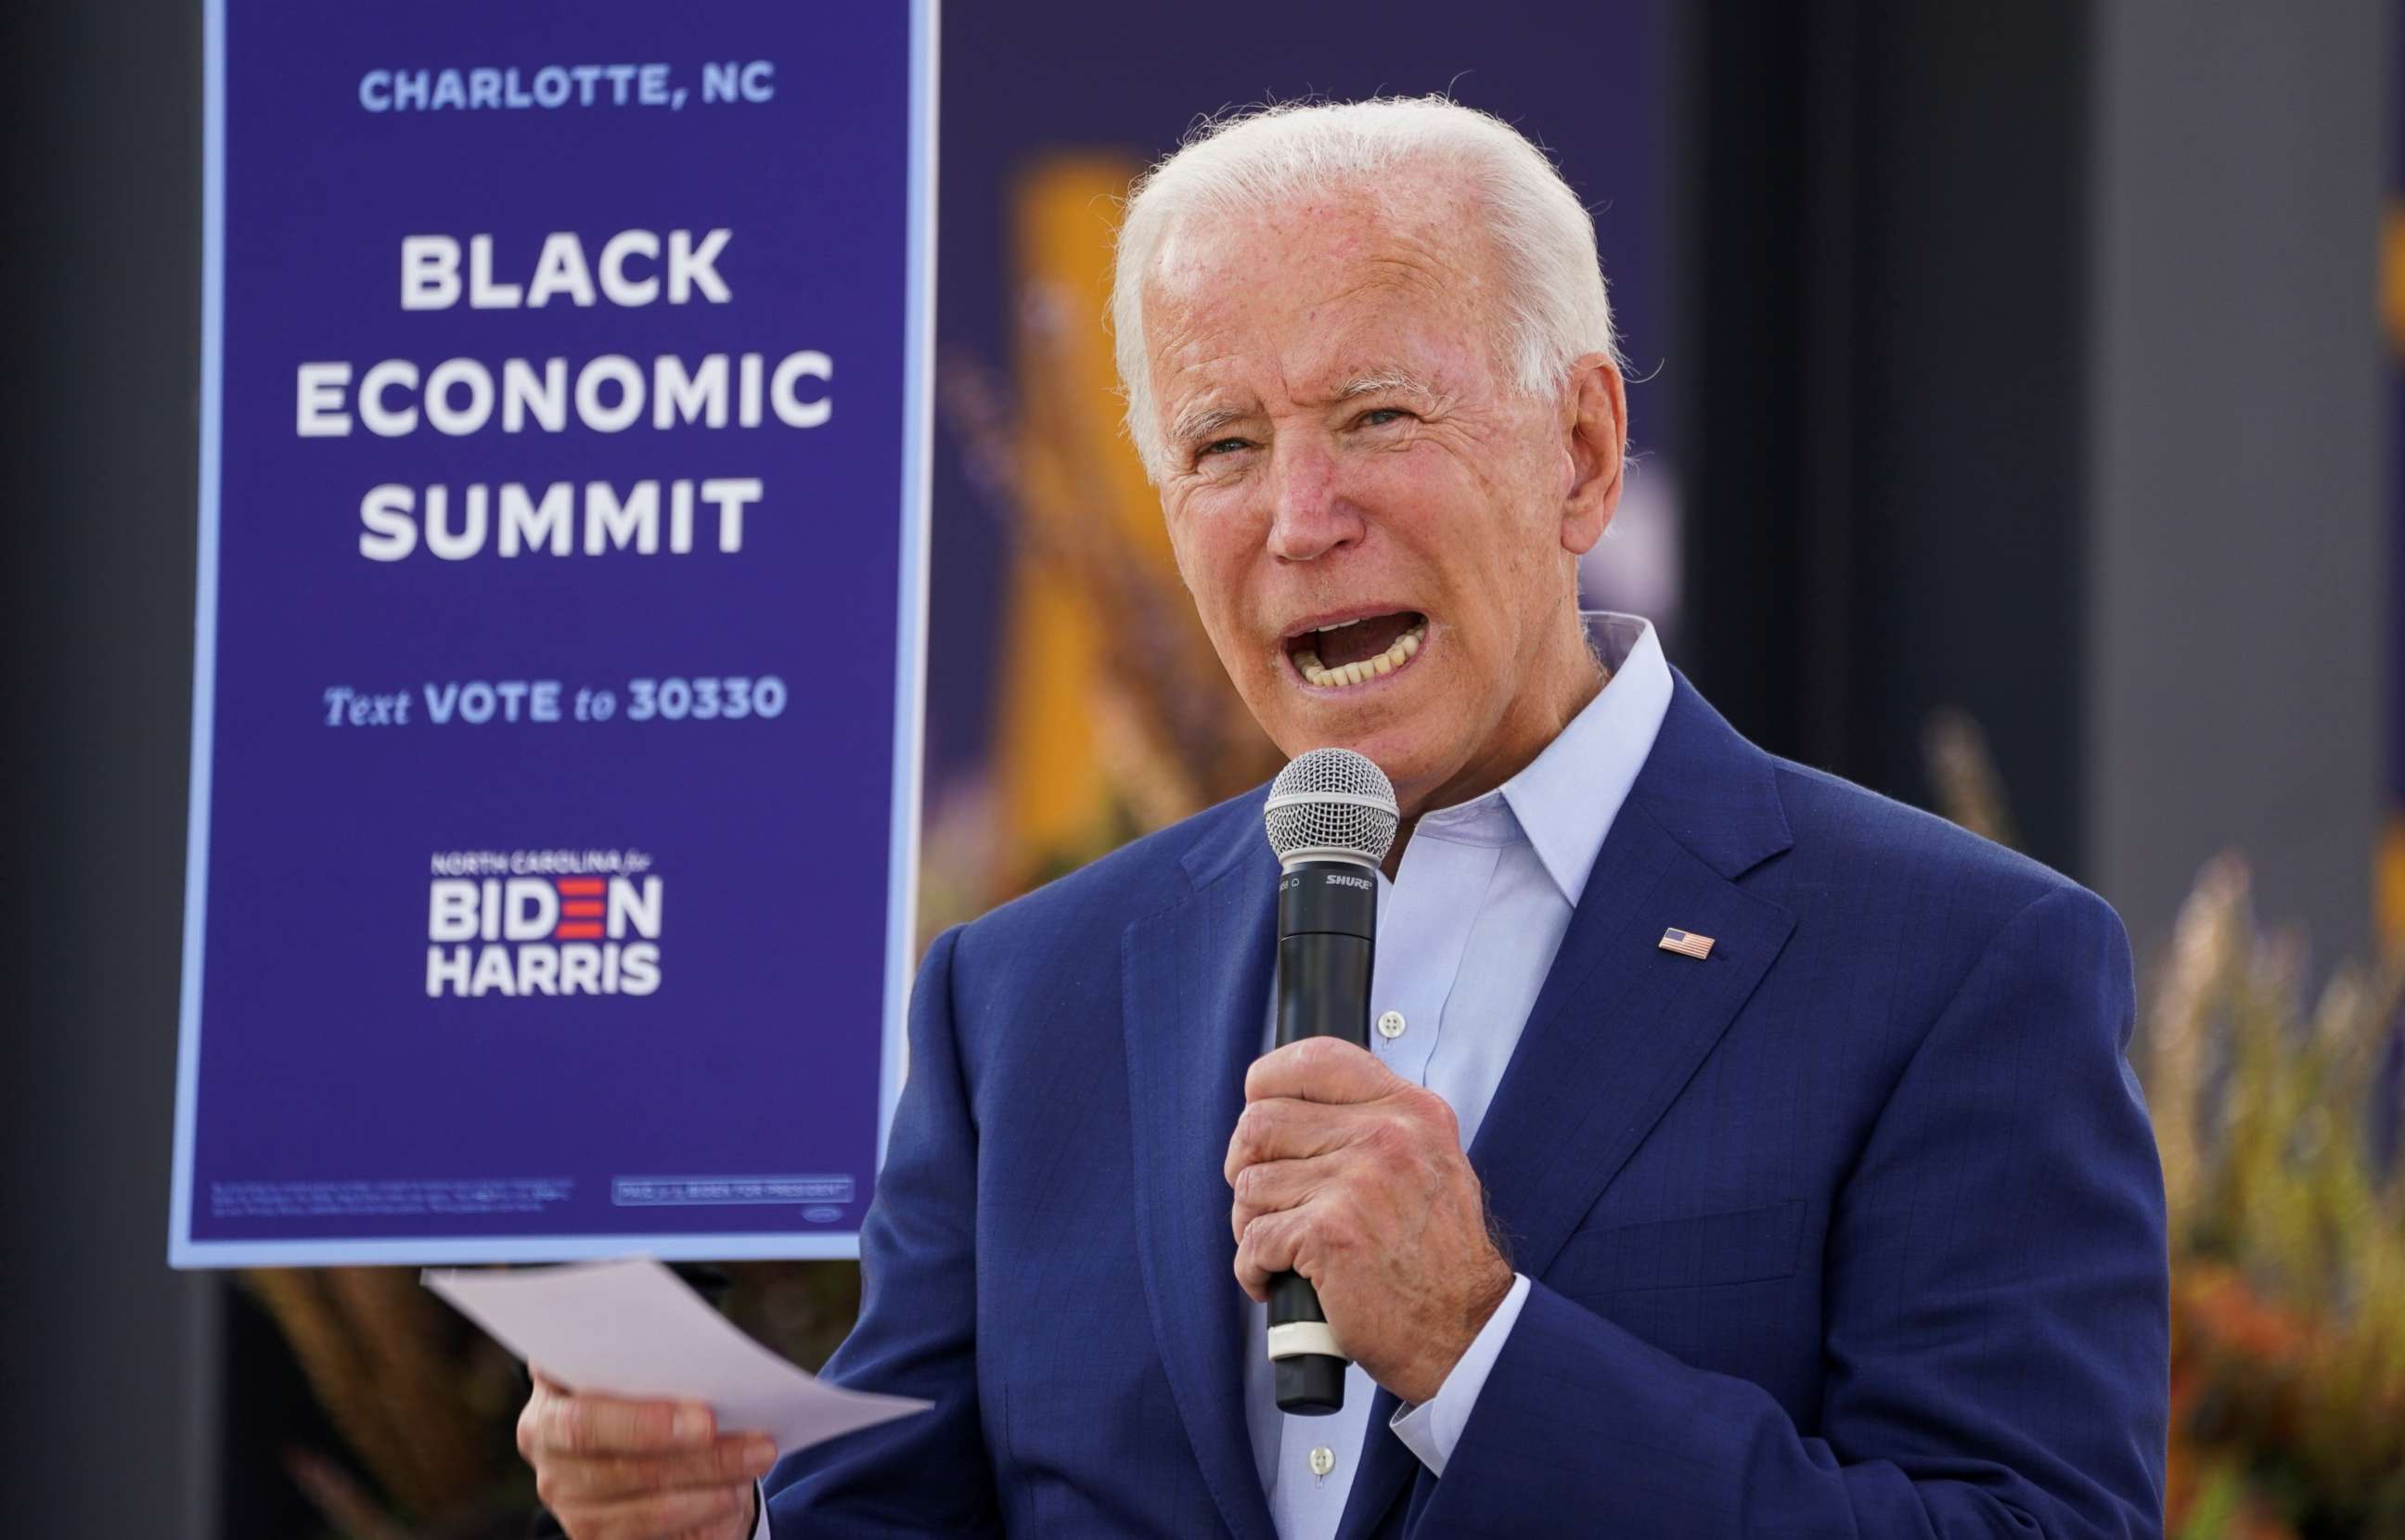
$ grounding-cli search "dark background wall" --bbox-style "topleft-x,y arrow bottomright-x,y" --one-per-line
1678,0 -> 2093,879
0,1 -> 224,1534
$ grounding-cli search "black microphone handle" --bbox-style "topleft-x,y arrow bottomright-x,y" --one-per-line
1269,860 -> 1376,1416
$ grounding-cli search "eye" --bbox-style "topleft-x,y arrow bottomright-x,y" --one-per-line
1197,436 -> 1254,459
1355,407 -> 1410,429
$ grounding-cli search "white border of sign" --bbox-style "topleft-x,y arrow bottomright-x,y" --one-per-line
169,0 -> 941,1267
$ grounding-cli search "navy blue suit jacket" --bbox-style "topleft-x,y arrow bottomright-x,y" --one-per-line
768,674 -> 2169,1536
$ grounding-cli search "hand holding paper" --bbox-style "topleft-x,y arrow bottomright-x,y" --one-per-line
427,1257 -> 928,1536
517,1368 -> 769,1540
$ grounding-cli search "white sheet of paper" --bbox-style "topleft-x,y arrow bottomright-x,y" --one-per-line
424,1257 -> 929,1455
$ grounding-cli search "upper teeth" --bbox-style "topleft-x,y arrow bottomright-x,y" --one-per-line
1316,618 -> 1364,633
1293,617 -> 1425,689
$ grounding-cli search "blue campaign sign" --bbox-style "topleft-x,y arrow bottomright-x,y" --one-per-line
172,2 -> 936,1265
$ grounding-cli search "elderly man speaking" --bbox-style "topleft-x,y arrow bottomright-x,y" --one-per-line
517,97 -> 2169,1539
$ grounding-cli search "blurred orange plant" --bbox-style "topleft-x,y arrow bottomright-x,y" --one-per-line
2142,857 -> 2405,1539
1930,711 -> 2405,1537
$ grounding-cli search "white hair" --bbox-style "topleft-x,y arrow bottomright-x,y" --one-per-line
1111,95 -> 1625,481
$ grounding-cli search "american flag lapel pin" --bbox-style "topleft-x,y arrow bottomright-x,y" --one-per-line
1658,927 -> 1715,960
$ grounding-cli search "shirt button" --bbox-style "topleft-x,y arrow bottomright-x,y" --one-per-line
1309,1446 -> 1336,1479
1376,1010 -> 1407,1040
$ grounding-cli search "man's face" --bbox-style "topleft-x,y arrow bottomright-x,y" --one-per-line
1142,178 -> 1618,815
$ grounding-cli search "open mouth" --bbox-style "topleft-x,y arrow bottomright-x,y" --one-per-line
1284,610 -> 1427,689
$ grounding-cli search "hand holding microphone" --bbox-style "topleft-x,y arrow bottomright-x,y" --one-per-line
1230,750 -> 1514,1414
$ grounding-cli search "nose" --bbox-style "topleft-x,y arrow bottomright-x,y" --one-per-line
1264,442 -> 1365,563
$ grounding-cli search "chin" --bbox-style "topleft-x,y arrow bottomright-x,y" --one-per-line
1267,707 -> 1436,792
1353,737 -> 1448,810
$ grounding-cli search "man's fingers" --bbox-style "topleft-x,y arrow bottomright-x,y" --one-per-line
539,1433 -> 778,1505
1223,1097 -> 1376,1186
558,1482 -> 751,1539
1234,1208 -> 1306,1302
536,1389 -> 718,1457
1243,1035 -> 1399,1107
1228,1152 -> 1342,1241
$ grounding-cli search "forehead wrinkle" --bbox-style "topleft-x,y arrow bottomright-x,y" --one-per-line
1294,253 -> 1472,344
1353,246 -> 1471,299
1152,322 -> 1270,444
1283,251 -> 1497,404
1158,211 -> 1481,359
1146,192 -> 1496,448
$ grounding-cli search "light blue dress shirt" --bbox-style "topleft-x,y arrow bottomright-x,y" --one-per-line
1243,613 -> 1672,1537
762,613 -> 1671,1540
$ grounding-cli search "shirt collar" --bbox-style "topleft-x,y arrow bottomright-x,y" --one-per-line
1410,612 -> 1673,907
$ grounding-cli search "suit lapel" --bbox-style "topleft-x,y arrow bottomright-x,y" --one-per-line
1466,806 -> 1794,1279
1124,812 -> 1282,1540
1335,676 -> 1798,1539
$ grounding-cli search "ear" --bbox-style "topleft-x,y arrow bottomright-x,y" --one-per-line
1556,353 -> 1627,558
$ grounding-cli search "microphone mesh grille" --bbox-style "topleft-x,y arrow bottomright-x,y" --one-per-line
1264,749 -> 1399,866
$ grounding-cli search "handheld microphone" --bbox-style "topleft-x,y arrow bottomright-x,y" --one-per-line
1260,748 -> 1399,1416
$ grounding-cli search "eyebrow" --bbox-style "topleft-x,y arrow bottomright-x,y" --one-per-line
1333,366 -> 1437,401
1167,368 -> 1441,451
1169,402 -> 1252,449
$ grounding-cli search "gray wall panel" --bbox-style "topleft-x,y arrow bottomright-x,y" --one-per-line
2088,0 -> 2386,968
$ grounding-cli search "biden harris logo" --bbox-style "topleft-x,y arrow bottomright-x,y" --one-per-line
425,851 -> 662,997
